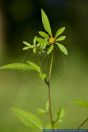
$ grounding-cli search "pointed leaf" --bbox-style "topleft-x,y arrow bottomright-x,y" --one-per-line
26,61 -> 41,73
11,108 -> 43,130
39,31 -> 49,38
37,109 -> 46,115
23,47 -> 32,51
0,63 -> 31,70
33,36 -> 37,45
55,27 -> 65,38
23,41 -> 32,47
56,43 -> 68,55
47,45 -> 54,55
36,38 -> 47,45
56,108 -> 65,122
56,36 -> 66,41
33,47 -> 37,54
41,9 -> 52,36
73,100 -> 88,108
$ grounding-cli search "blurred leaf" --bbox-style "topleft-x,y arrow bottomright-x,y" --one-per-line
27,61 -> 41,73
56,36 -> 66,41
56,43 -> 68,55
41,9 -> 52,36
39,73 -> 47,80
47,45 -> 54,55
56,108 -> 65,123
45,101 -> 49,112
55,27 -> 65,38
46,123 -> 52,129
73,100 -> 88,108
11,108 -> 43,130
23,47 -> 31,50
33,36 -> 37,45
23,41 -> 32,47
0,63 -> 31,70
39,31 -> 49,38
37,109 -> 46,115
36,38 -> 47,45
33,47 -> 37,54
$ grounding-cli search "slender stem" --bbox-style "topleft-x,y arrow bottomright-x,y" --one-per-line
77,117 -> 88,129
45,52 -> 54,129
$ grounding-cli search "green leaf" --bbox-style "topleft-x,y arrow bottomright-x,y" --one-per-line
11,108 -> 43,130
37,109 -> 46,115
39,73 -> 47,80
56,36 -> 66,41
56,108 -> 65,122
33,47 -> 37,54
41,9 -> 52,36
26,61 -> 41,73
47,45 -> 54,55
73,100 -> 88,108
0,63 -> 31,70
36,38 -> 47,45
56,43 -> 68,55
23,41 -> 32,47
46,123 -> 52,129
45,101 -> 49,112
23,47 -> 31,51
39,31 -> 49,38
55,27 -> 65,38
33,36 -> 37,45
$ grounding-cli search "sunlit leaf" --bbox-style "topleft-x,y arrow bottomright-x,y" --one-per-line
33,36 -> 37,45
39,73 -> 47,80
33,47 -> 37,54
47,45 -> 54,55
27,61 -> 41,73
73,100 -> 88,108
56,36 -> 66,41
37,109 -> 46,115
41,9 -> 52,36
56,43 -> 68,55
0,63 -> 31,70
56,108 -> 65,123
23,41 -> 32,47
55,27 -> 65,38
39,31 -> 49,38
11,108 -> 43,130
23,47 -> 32,50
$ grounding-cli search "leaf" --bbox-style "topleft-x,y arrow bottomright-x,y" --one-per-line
33,36 -> 37,45
73,100 -> 88,108
46,123 -> 52,129
36,38 -> 47,45
37,109 -> 46,115
47,45 -> 54,55
39,73 -> 47,80
11,108 -> 43,130
55,27 -> 65,38
45,101 -> 49,112
56,36 -> 66,41
0,63 -> 31,70
33,47 -> 37,54
39,31 -> 49,38
23,41 -> 32,47
23,47 -> 31,51
41,9 -> 52,36
56,43 -> 68,55
26,61 -> 41,73
56,108 -> 65,122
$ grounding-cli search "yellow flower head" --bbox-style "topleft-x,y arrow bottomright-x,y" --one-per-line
48,37 -> 55,44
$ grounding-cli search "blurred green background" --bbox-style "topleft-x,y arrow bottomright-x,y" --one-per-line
0,0 -> 88,131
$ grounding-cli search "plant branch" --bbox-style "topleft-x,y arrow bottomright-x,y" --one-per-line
77,117 -> 88,129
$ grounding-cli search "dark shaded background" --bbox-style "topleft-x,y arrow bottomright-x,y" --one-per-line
0,0 -> 88,132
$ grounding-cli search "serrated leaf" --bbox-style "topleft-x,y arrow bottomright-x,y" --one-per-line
45,101 -> 49,112
23,41 -> 32,47
39,73 -> 47,80
39,31 -> 49,38
27,61 -> 41,73
11,108 -> 43,130
47,45 -> 54,55
56,43 -> 68,55
37,109 -> 46,115
41,9 -> 52,36
0,63 -> 31,70
56,108 -> 65,122
56,36 -> 66,41
55,27 -> 65,38
73,100 -> 88,108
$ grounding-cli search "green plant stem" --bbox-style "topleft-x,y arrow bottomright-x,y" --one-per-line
45,52 -> 54,129
77,117 -> 88,129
